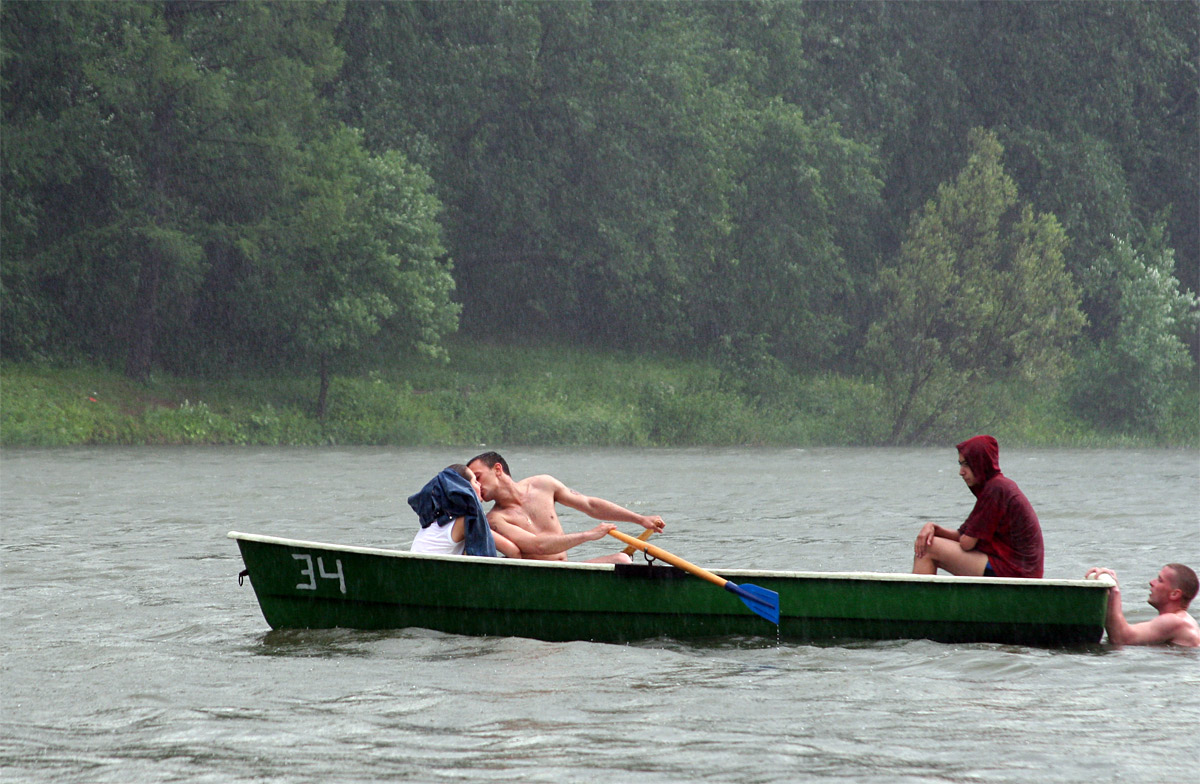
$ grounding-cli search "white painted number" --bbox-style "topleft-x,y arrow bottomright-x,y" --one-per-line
294,553 -> 316,590
318,556 -> 346,594
292,553 -> 346,594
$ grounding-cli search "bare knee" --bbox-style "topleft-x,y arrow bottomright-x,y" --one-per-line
587,552 -> 633,565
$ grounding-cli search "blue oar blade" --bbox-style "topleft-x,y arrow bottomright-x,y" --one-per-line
724,581 -> 781,625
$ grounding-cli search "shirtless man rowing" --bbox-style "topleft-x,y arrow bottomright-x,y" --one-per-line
466,451 -> 665,564
1085,563 -> 1200,647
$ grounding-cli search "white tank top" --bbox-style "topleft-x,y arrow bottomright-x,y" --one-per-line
410,519 -> 465,556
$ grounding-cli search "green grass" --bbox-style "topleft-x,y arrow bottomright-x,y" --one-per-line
2,342 -> 1196,448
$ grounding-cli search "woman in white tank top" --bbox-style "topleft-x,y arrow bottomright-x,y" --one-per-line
408,464 -> 519,557
410,513 -> 466,555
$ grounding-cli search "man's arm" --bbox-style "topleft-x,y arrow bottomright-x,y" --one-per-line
915,523 -> 977,557
1110,613 -> 1192,646
489,514 -> 617,556
490,528 -> 521,558
1086,567 -> 1188,646
547,477 -> 666,532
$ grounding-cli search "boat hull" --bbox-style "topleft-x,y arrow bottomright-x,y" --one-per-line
230,532 -> 1109,647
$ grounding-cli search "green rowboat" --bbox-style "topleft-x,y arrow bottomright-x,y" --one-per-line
229,531 -> 1110,647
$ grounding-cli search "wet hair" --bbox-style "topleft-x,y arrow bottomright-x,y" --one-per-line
446,463 -> 472,480
467,451 -> 510,476
1166,563 -> 1198,607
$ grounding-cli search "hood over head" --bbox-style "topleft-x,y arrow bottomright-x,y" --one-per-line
956,434 -> 1001,492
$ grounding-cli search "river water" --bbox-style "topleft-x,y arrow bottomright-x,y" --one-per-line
2,446 -> 1198,783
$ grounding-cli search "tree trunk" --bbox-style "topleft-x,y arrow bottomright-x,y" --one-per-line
316,354 -> 330,420
125,83 -> 176,381
124,250 -> 164,381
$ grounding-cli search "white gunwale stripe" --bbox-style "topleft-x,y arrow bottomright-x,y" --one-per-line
228,531 -> 1106,588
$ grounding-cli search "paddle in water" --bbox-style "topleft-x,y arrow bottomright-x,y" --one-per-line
608,529 -> 781,625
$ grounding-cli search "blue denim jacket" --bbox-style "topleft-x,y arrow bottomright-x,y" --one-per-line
407,468 -> 497,557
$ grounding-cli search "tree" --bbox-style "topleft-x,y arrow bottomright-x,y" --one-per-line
335,1 -> 741,350
795,0 -> 1198,331
863,129 -> 1085,444
966,1 -> 1199,301
698,100 -> 882,370
231,130 -> 456,417
332,1 -> 882,364
1068,227 -> 1198,432
2,0 -> 456,410
1001,129 -> 1138,288
1,1 -> 344,377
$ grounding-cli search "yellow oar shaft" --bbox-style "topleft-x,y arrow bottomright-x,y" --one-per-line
621,528 -> 655,556
608,529 -> 728,589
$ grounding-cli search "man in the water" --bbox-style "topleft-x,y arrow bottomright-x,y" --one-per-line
466,451 -> 665,564
1085,564 -> 1200,647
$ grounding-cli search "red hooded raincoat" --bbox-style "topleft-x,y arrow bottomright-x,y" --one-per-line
956,435 -> 1044,578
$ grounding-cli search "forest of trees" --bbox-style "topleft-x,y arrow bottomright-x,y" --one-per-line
3,1 -> 1196,440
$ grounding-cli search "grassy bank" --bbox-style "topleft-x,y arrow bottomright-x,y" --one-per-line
2,343 -> 1196,448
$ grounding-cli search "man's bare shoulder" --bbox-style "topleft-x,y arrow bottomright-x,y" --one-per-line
1133,611 -> 1200,647
520,474 -> 565,491
1169,611 -> 1200,646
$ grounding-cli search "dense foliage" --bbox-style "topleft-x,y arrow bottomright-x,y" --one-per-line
3,1 -> 1196,441
864,129 -> 1085,444
1,1 -> 457,408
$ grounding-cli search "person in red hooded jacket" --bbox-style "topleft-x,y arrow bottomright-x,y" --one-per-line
912,435 -> 1044,578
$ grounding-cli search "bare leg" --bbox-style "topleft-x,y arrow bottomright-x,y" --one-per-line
584,552 -> 633,565
913,537 -> 989,576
